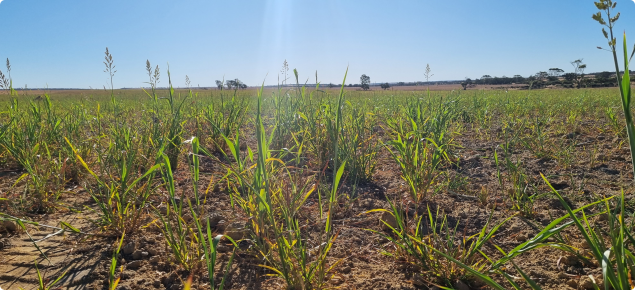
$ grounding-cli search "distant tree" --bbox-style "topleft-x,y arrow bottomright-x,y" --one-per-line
596,71 -> 613,79
535,71 -> 549,81
563,72 -> 577,82
226,79 -> 245,90
547,68 -> 564,82
481,75 -> 492,84
460,78 -> 473,90
215,80 -> 223,90
593,71 -> 615,87
397,82 -> 405,86
570,59 -> 587,88
234,79 -> 246,89
226,80 -> 235,90
527,71 -> 548,89
548,68 -> 564,77
380,83 -> 390,90
329,83 -> 334,88
360,74 -> 371,90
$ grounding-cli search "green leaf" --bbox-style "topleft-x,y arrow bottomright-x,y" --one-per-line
60,221 -> 80,233
331,161 -> 346,203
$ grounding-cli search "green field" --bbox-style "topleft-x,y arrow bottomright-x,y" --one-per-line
1,80 -> 634,290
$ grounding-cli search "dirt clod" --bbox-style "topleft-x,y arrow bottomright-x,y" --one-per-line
515,232 -> 528,242
127,260 -> 143,269
2,220 -> 17,232
123,241 -> 136,255
380,211 -> 397,231
566,279 -> 578,288
132,250 -> 148,260
579,276 -> 596,289
224,222 -> 247,241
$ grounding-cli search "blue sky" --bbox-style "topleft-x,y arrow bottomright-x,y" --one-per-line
0,0 -> 633,88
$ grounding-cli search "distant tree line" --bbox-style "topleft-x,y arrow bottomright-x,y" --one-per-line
463,59 -> 634,90
351,59 -> 634,91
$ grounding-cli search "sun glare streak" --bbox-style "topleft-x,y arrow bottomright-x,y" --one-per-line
256,0 -> 292,82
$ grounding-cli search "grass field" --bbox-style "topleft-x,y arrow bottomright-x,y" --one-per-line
1,81 -> 634,290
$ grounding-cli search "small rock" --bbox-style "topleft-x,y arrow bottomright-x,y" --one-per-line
153,280 -> 161,287
515,233 -> 528,242
123,242 -> 136,255
132,250 -> 143,260
141,251 -> 149,258
341,266 -> 351,274
148,248 -> 158,256
2,220 -> 17,232
150,256 -> 160,263
562,255 -> 579,266
598,213 -> 609,221
127,260 -> 143,269
223,222 -> 248,241
454,280 -> 470,290
566,279 -> 578,288
224,230 -> 246,241
580,276 -> 596,289
380,211 -> 398,231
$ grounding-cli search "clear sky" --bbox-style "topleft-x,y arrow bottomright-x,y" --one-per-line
0,0 -> 634,88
